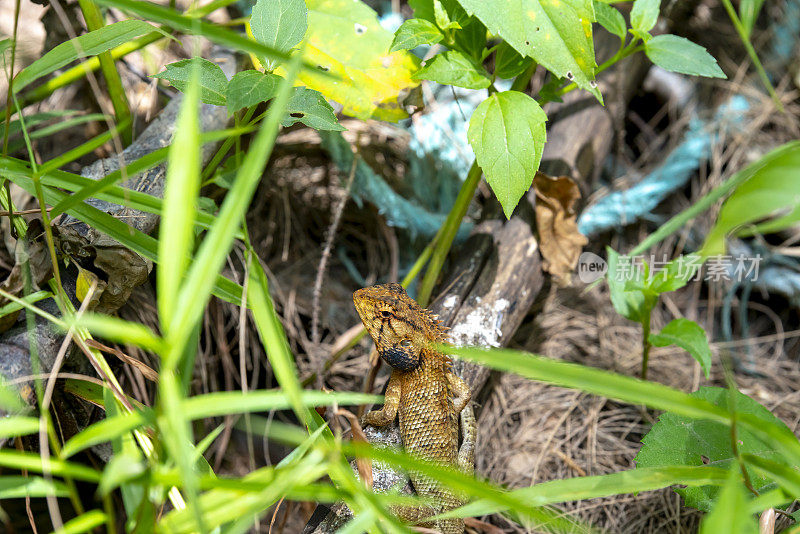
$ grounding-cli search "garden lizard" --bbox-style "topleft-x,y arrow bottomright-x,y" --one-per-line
354,283 -> 476,534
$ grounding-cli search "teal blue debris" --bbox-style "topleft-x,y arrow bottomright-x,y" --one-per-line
577,96 -> 750,237
319,130 -> 471,240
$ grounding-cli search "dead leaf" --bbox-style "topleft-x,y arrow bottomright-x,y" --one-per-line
533,172 -> 588,286
336,408 -> 373,488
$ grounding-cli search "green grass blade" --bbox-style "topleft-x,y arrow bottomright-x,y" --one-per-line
0,110 -> 87,138
439,466 -> 728,519
247,253 -> 308,427
38,117 -> 131,175
94,0 -> 292,66
55,509 -> 108,534
450,346 -> 729,420
0,416 -> 40,439
0,290 -> 51,320
449,346 -> 800,465
0,450 -> 101,482
71,313 -> 164,353
181,390 -> 381,420
13,20 -> 156,92
158,58 -> 202,334
1,163 -> 244,304
61,411 -> 148,459
0,476 -> 69,499
158,370 -> 207,532
165,50 -> 303,356
159,452 -> 328,533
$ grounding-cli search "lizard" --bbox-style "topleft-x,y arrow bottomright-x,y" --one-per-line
353,283 -> 476,534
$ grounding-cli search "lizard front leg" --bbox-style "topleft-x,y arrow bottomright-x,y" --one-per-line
447,372 -> 471,414
447,372 -> 475,475
362,370 -> 401,427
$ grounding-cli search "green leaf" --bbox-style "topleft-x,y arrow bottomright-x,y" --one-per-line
226,70 -> 281,114
158,59 -> 202,334
494,41 -> 534,79
433,0 -> 457,29
630,0 -> 660,35
467,90 -> 547,218
453,15 -> 488,59
152,58 -> 228,106
0,476 -> 69,499
14,20 -> 155,92
593,0 -> 626,39
413,50 -> 491,89
645,35 -> 726,79
295,0 -> 420,122
702,141 -> 800,256
247,255 -> 309,427
606,247 -> 657,323
282,87 -> 346,131
456,0 -> 602,102
250,0 -> 308,71
0,416 -> 40,439
739,0 -> 765,39
390,18 -> 443,52
0,451 -> 101,482
649,318 -> 712,379
635,387 -> 790,512
699,466 -> 758,533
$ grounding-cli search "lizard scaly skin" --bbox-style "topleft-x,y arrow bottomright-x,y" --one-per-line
354,283 -> 476,534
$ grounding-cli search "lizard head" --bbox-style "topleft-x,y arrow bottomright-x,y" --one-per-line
353,283 -> 446,372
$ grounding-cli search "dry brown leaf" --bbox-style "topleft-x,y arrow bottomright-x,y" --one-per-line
533,172 -> 588,286
336,408 -> 373,488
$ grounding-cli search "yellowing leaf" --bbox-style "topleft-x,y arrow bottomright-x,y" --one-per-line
292,0 -> 420,122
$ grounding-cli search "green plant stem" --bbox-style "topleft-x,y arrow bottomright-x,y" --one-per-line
78,0 -> 134,146
0,32 -> 164,124
641,307 -> 652,380
415,61 -> 539,307
416,160 -> 481,307
725,374 -> 760,496
1,0 -> 24,239
719,0 -> 784,112
201,106 -> 258,183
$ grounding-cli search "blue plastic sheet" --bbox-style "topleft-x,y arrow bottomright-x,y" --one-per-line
577,96 -> 750,237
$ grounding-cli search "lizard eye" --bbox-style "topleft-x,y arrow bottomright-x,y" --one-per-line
380,310 -> 392,319
400,339 -> 411,347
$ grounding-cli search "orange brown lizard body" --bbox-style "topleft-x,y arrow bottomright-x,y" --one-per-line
353,283 -> 476,534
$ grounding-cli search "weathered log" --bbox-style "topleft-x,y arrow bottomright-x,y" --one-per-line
305,34 -> 652,534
